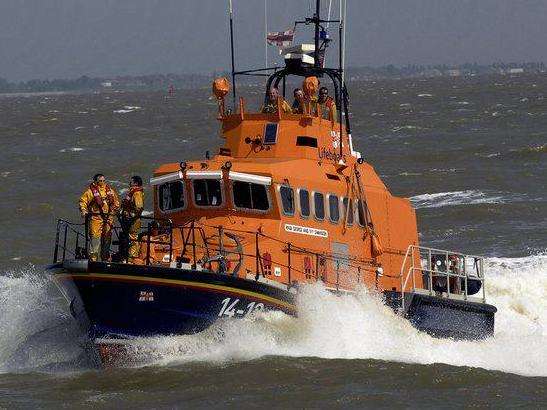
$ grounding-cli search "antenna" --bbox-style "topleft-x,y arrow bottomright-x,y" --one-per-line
264,0 -> 268,67
228,0 -> 237,108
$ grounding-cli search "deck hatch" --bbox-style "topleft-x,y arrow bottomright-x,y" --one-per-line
263,123 -> 278,145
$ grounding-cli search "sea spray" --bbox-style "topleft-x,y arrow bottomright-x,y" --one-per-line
0,267 -> 86,372
130,255 -> 547,376
0,255 -> 545,376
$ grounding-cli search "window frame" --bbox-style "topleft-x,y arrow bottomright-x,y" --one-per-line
297,188 -> 311,219
341,197 -> 354,226
356,199 -> 367,227
327,193 -> 340,224
312,191 -> 325,221
157,180 -> 187,214
263,123 -> 279,145
190,178 -> 225,209
231,180 -> 271,214
277,184 -> 295,216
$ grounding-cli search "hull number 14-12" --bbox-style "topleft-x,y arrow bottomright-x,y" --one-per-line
218,298 -> 265,317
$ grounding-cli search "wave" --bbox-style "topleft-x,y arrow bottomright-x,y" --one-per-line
0,255 -> 545,376
59,147 -> 84,153
409,190 -> 506,209
127,254 -> 547,376
113,106 -> 142,114
0,268 -> 88,373
510,144 -> 547,155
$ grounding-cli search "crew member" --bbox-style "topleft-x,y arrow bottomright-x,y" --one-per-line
302,76 -> 319,116
291,88 -> 304,114
121,175 -> 145,262
261,87 -> 292,114
79,174 -> 120,261
318,87 -> 337,121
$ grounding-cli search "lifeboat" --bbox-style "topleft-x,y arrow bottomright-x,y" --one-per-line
47,1 -> 496,363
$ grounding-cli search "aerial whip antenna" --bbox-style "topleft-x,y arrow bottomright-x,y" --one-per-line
326,0 -> 333,29
264,0 -> 268,67
341,0 -> 347,87
228,0 -> 237,108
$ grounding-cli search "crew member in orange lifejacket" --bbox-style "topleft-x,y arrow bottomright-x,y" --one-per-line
317,87 -> 337,121
121,175 -> 144,262
79,174 -> 120,261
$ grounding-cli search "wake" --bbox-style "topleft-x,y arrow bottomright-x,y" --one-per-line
0,254 -> 545,376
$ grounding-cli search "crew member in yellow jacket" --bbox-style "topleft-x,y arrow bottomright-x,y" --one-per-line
121,175 -> 145,262
79,174 -> 120,261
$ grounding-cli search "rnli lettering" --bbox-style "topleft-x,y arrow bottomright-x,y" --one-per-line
318,147 -> 345,163
284,223 -> 328,238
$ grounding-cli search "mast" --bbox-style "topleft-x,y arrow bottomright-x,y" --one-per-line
229,0 -> 237,108
338,0 -> 344,158
314,0 -> 321,68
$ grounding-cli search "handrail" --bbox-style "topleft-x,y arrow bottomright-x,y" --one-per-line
399,244 -> 487,310
52,218 -> 487,303
51,216 -> 380,291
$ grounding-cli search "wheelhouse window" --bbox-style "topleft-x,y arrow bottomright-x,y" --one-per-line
357,199 -> 367,226
342,197 -> 354,225
314,192 -> 325,220
158,181 -> 185,211
328,194 -> 340,223
280,185 -> 295,216
193,179 -> 222,207
233,181 -> 269,211
299,189 -> 310,218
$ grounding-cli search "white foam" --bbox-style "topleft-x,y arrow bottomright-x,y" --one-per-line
0,268 -> 84,373
409,190 -> 506,209
126,254 -> 547,376
59,147 -> 84,153
418,93 -> 433,97
113,106 -> 142,114
1,255 -> 545,376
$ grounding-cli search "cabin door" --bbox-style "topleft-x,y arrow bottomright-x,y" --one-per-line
331,242 -> 350,289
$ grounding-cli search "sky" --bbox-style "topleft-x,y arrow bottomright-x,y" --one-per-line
0,0 -> 546,81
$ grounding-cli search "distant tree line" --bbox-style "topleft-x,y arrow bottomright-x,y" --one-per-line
0,75 -> 103,93
0,61 -> 545,93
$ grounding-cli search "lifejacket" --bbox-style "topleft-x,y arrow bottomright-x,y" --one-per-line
122,186 -> 143,213
89,183 -> 115,212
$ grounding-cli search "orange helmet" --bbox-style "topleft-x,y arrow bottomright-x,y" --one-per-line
303,76 -> 319,97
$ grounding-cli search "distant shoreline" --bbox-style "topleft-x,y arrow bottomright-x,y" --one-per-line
1,69 -> 545,96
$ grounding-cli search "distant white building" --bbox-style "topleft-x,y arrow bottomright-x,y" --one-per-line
508,68 -> 524,74
447,69 -> 461,77
101,81 -> 113,88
